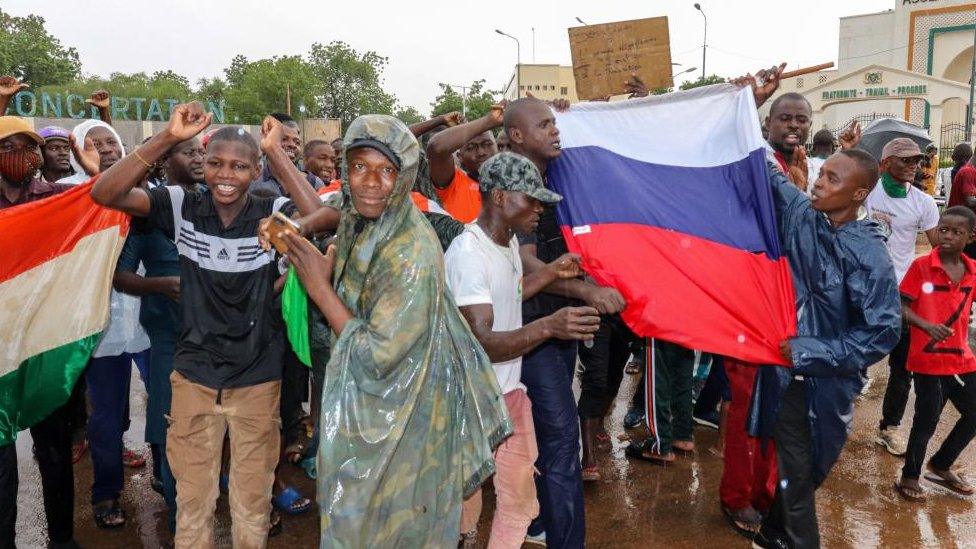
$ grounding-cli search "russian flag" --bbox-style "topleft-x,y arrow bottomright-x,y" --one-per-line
549,85 -> 796,365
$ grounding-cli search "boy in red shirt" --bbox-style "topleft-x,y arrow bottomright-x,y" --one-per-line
896,205 -> 976,501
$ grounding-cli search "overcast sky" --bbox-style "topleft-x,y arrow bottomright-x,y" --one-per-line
6,0 -> 892,114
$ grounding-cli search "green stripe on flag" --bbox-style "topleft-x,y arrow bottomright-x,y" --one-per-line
0,333 -> 100,446
282,266 -> 311,367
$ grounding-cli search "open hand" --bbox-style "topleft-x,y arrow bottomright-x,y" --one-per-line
69,134 -> 101,176
85,90 -> 111,109
732,63 -> 786,108
165,102 -> 213,142
788,146 -> 809,191
838,121 -> 861,150
525,91 -> 571,113
0,76 -> 28,98
546,252 -> 583,279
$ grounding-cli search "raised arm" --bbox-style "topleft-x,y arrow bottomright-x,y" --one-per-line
409,112 -> 461,137
426,103 -> 505,188
0,76 -> 28,116
86,90 -> 112,126
91,102 -> 212,217
260,116 -> 323,216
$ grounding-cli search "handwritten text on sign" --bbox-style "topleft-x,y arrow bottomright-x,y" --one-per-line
568,16 -> 673,100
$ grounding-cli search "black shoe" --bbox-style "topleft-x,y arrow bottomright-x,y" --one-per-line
623,408 -> 645,429
151,476 -> 164,495
752,529 -> 790,549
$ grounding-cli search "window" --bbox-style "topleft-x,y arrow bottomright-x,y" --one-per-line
560,87 -> 568,95
535,85 -> 540,90
519,85 -> 525,90
796,78 -> 804,89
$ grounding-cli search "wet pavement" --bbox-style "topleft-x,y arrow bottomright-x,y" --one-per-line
13,356 -> 976,548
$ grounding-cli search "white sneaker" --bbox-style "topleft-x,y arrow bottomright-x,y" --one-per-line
524,531 -> 547,547
876,426 -> 908,456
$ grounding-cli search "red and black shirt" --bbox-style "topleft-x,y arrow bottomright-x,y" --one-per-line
900,249 -> 976,375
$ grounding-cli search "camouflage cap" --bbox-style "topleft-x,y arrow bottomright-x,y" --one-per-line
478,152 -> 562,204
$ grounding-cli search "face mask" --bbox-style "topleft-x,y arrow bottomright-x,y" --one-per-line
0,149 -> 43,185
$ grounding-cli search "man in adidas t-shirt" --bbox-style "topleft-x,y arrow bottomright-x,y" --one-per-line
445,152 -> 600,547
865,137 -> 939,457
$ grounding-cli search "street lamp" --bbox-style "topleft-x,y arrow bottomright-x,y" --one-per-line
575,17 -> 587,25
672,67 -> 697,79
496,29 -> 521,99
439,82 -> 470,117
694,3 -> 707,79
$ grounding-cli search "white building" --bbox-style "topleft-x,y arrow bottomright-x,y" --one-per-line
760,0 -> 976,150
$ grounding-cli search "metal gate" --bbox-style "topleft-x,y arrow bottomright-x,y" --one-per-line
939,122 -> 968,165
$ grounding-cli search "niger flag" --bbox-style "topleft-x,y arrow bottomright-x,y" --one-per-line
0,180 -> 128,445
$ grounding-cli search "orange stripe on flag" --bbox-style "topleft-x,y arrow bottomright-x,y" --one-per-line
0,178 -> 129,282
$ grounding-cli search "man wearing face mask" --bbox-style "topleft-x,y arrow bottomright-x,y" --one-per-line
0,116 -> 79,548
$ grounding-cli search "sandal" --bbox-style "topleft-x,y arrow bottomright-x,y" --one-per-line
582,465 -> 601,482
924,466 -> 974,496
895,480 -> 927,502
672,440 -> 696,455
71,439 -> 89,464
93,499 -> 126,529
273,486 -> 313,515
625,439 -> 675,465
721,505 -> 761,537
122,447 -> 146,468
283,440 -> 308,465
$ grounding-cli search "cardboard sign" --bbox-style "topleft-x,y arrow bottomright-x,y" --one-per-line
568,17 -> 673,100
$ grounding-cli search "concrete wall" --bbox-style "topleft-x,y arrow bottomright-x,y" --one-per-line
502,64 -> 580,102
838,10 -> 897,72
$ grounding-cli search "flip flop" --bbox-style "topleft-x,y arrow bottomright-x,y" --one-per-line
721,505 -> 761,537
71,439 -> 89,464
923,470 -> 974,496
93,499 -> 126,529
625,440 -> 675,465
894,481 -> 927,502
268,508 -> 282,538
122,448 -> 146,468
582,465 -> 601,482
273,486 -> 313,515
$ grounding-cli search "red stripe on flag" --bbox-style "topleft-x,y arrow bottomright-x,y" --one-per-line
0,178 -> 129,282
562,223 -> 796,366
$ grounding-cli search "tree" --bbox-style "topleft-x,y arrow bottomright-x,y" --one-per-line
306,41 -> 398,129
394,105 -> 424,125
222,54 -> 320,124
430,79 -> 498,120
0,9 -> 80,86
679,74 -> 727,90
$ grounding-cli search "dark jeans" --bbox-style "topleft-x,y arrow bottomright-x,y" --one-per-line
0,405 -> 74,547
87,350 -> 150,504
280,347 -> 309,442
762,380 -> 819,549
522,338 -> 584,548
646,340 -> 695,453
66,373 -> 88,444
577,315 -> 633,419
902,371 -> 976,479
880,325 -> 912,430
694,355 -> 730,416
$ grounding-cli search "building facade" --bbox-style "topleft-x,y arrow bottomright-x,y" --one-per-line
761,0 -> 976,150
501,64 -> 580,102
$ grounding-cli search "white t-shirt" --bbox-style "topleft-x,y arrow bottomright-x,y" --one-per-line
444,223 -> 525,394
865,182 -> 939,282
806,157 -> 827,196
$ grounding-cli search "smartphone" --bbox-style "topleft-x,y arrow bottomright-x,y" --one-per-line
268,211 -> 301,254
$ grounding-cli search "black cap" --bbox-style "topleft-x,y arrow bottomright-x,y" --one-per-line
345,138 -> 401,169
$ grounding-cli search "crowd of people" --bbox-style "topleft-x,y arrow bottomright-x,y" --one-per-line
1,59 -> 975,549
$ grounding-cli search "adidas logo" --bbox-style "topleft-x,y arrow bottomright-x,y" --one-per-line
217,248 -> 229,260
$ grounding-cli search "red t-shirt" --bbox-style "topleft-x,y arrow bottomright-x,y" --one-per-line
435,168 -> 482,223
948,164 -> 976,210
900,249 -> 976,375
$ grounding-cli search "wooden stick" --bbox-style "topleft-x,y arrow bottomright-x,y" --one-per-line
780,62 -> 835,79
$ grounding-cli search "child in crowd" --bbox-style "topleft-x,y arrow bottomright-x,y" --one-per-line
895,206 -> 976,502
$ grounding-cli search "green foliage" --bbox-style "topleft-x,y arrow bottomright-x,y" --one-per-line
306,41 -> 398,129
430,80 -> 498,120
221,54 -> 320,124
679,74 -> 727,90
394,105 -> 424,125
0,9 -> 80,86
